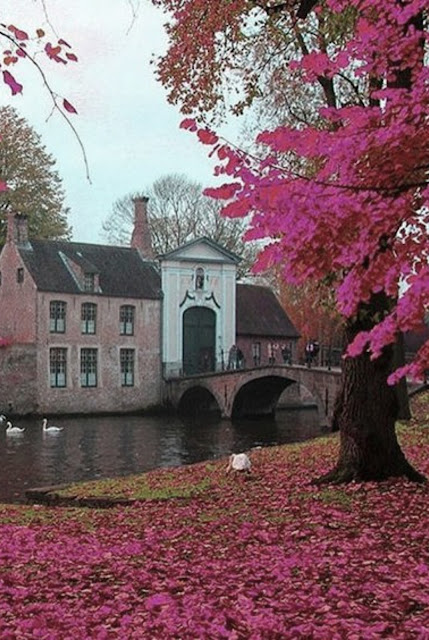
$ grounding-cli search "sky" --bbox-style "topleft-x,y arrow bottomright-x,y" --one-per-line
1,0 -> 233,243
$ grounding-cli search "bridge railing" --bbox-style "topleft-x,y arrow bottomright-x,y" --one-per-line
162,357 -> 343,379
163,360 -> 227,379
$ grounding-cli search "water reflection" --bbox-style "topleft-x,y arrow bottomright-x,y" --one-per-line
0,408 -> 325,503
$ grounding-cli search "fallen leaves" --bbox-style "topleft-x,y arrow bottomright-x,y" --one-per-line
0,401 -> 427,638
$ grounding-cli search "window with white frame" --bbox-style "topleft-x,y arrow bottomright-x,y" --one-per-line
120,348 -> 135,387
50,301 -> 66,333
50,348 -> 67,387
84,272 -> 95,292
81,302 -> 97,334
80,348 -> 97,387
119,305 -> 135,335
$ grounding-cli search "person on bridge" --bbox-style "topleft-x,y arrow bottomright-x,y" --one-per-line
281,344 -> 292,365
236,347 -> 245,369
227,344 -> 238,370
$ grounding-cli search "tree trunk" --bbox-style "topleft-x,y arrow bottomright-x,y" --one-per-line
318,298 -> 425,484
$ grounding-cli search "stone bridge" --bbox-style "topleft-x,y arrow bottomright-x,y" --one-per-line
163,365 -> 342,426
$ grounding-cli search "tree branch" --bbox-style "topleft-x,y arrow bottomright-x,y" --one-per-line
0,29 -> 91,182
297,0 -> 319,19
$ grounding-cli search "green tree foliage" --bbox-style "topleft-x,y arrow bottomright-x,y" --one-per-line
0,106 -> 71,242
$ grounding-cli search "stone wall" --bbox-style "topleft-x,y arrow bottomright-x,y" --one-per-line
0,242 -> 38,343
36,293 -> 162,415
0,344 -> 38,414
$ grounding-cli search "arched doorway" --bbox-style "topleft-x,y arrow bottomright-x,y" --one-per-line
183,307 -> 216,375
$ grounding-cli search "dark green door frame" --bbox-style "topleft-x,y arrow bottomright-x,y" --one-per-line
183,307 -> 216,375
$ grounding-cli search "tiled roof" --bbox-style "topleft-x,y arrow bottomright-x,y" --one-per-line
14,240 -> 298,336
236,283 -> 300,338
19,240 -> 161,299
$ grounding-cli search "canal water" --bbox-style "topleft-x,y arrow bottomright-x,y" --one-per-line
0,407 -> 324,503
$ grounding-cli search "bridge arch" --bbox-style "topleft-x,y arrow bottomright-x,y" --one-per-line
177,384 -> 222,417
165,365 -> 341,425
231,375 -> 296,419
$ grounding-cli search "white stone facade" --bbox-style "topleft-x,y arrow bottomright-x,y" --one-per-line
160,238 -> 240,378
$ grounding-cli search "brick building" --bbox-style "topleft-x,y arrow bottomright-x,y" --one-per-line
0,202 -> 161,415
0,202 -> 299,415
236,284 -> 300,368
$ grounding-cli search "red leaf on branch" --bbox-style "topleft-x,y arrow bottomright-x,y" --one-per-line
203,183 -> 242,200
197,128 -> 218,145
63,99 -> 77,114
2,70 -> 22,95
8,25 -> 29,41
45,43 -> 65,63
180,118 -> 197,131
66,52 -> 78,62
3,56 -> 18,66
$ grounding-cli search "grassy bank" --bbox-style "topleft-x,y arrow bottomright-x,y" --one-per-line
0,394 -> 428,638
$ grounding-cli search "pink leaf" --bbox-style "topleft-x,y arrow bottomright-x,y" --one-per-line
2,70 -> 23,95
8,25 -> 29,41
45,43 -> 65,63
63,99 -> 77,114
197,128 -> 219,145
203,182 -> 242,200
180,118 -> 197,131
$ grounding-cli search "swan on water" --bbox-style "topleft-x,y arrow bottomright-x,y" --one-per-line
226,452 -> 251,474
42,418 -> 63,433
6,421 -> 25,435
0,414 -> 7,424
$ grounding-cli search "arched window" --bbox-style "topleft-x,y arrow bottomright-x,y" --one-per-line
195,267 -> 205,290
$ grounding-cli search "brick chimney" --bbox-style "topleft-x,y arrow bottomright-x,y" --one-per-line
6,212 -> 29,245
130,197 -> 154,260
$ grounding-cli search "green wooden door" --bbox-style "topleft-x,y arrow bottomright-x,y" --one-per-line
183,307 -> 216,375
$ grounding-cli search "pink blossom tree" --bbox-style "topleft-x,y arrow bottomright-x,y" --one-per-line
155,0 -> 429,482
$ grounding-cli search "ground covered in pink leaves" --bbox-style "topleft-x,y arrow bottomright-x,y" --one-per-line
0,396 -> 428,639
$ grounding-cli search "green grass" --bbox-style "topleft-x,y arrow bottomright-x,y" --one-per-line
56,474 -> 213,501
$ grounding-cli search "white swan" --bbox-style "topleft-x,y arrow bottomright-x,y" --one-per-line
42,418 -> 63,433
0,414 -> 7,424
226,452 -> 251,473
6,421 -> 25,435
